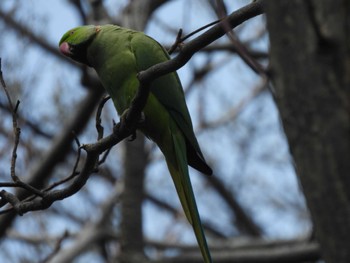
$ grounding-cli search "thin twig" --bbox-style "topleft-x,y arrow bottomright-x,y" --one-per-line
168,19 -> 223,55
98,147 -> 112,165
0,58 -> 21,182
181,18 -> 222,42
215,1 -> 266,76
44,135 -> 82,192
168,28 -> 183,55
40,230 -> 70,263
0,59 -> 6,87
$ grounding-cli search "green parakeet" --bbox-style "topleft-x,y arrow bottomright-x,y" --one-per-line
59,25 -> 212,263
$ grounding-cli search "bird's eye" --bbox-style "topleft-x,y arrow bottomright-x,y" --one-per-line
70,30 -> 75,35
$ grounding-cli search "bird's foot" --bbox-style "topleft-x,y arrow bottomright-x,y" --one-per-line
119,109 -> 145,141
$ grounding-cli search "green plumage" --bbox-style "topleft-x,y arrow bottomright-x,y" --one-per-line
59,25 -> 212,263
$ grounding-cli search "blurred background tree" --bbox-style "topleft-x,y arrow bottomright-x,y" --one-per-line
1,0 -> 347,262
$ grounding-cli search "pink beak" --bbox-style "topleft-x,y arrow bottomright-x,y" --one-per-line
59,42 -> 71,56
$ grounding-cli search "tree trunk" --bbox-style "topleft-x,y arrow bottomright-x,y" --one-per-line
264,1 -> 350,262
120,134 -> 148,263
118,2 -> 168,262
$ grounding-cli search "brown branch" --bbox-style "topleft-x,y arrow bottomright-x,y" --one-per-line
0,85 -> 104,235
0,58 -> 6,87
40,230 -> 70,263
0,100 -> 133,215
168,18 -> 224,55
1,144 -> 83,215
215,0 -> 266,76
9,100 -> 20,182
0,59 -> 25,187
166,43 -> 269,60
149,238 -> 320,263
168,28 -> 183,55
43,136 -> 82,192
200,44 -> 268,59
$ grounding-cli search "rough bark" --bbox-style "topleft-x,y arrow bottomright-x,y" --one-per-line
120,134 -> 148,263
264,1 -> 350,262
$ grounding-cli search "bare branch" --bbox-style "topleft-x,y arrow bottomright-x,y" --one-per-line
149,238 -> 320,263
0,85 -> 104,236
0,59 -> 24,186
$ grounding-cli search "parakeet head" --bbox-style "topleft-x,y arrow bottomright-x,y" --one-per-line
59,25 -> 100,66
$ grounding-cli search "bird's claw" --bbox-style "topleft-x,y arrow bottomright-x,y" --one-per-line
120,109 -> 145,141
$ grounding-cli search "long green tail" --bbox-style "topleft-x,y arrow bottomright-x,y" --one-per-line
166,122 -> 212,263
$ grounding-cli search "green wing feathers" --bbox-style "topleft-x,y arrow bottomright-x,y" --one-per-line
130,32 -> 212,175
